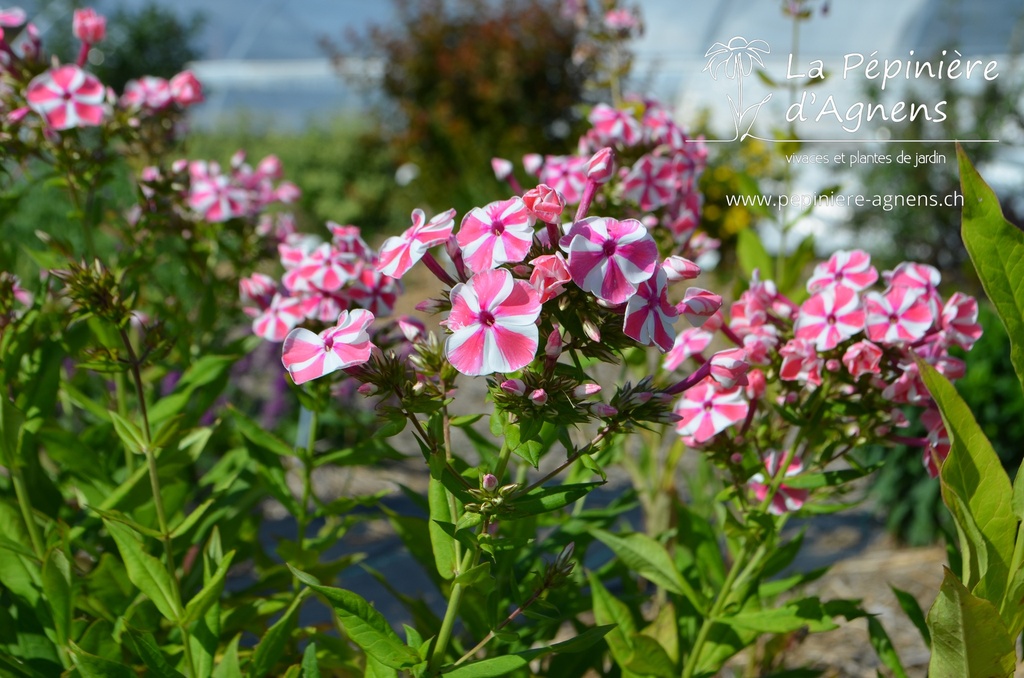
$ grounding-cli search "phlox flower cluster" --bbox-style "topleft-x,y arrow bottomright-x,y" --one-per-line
666,249 -> 983,488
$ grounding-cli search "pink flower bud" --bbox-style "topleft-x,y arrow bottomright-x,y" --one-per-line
73,8 -> 106,44
586,147 -> 615,184
582,318 -> 601,342
825,359 -> 841,372
545,327 -> 562,358
522,153 -> 543,176
730,453 -> 743,465
522,183 -> 566,222
274,182 -> 301,203
529,388 -> 548,406
397,316 -> 426,343
744,369 -> 766,400
415,298 -> 444,314
573,383 -> 601,399
482,473 -> 499,492
529,253 -> 570,304
661,255 -> 701,281
170,70 -> 204,106
491,157 -> 513,180
678,288 -> 723,327
171,158 -> 189,174
710,348 -> 749,388
500,379 -> 526,396
357,383 -> 378,396
257,154 -> 283,180
591,403 -> 619,418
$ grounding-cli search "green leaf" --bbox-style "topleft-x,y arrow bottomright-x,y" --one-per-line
249,591 -> 306,678
624,634 -> 676,678
108,410 -> 148,455
301,642 -> 320,678
102,519 -> 182,622
428,473 -> 456,580
183,549 -> 235,625
228,404 -> 295,457
41,547 -> 72,647
919,361 -> 1016,621
588,573 -> 636,669
926,568 -> 1016,678
442,655 -> 529,677
957,144 -> 1024,395
891,587 -> 930,648
736,227 -> 773,278
508,482 -> 602,519
69,641 -> 135,678
867,617 -> 908,678
591,529 -> 705,611
289,566 -> 421,669
124,630 -> 186,678
452,562 -> 491,587
170,499 -> 216,539
211,634 -> 242,678
721,598 -> 838,634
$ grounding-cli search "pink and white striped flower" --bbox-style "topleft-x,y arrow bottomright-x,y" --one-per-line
529,253 -> 571,303
939,292 -> 983,350
444,269 -> 541,376
239,273 -> 277,316
538,155 -> 588,204
864,286 -> 933,344
794,285 -> 865,351
675,377 -> 749,443
282,242 -> 358,294
169,70 -> 203,106
661,255 -> 701,282
561,216 -> 658,304
623,268 -> 678,352
187,161 -> 250,223
748,451 -> 808,515
522,184 -> 565,223
252,294 -> 317,343
73,8 -> 106,44
26,65 -> 105,130
348,268 -> 401,317
841,340 -> 883,379
281,309 -> 375,385
806,249 -> 878,293
456,198 -> 535,273
778,338 -> 823,387
588,103 -> 642,147
622,154 -> 676,211
120,76 -> 172,110
663,327 -> 714,371
377,208 -> 456,279
678,287 -> 723,327
709,348 -> 749,388
886,262 -> 942,315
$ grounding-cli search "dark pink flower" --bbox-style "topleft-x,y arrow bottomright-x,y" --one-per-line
675,377 -> 749,443
26,65 -> 105,130
456,198 -> 535,273
623,268 -> 678,352
806,249 -> 878,292
377,208 -> 456,279
748,451 -> 808,515
444,269 -> 541,376
281,309 -> 375,385
562,216 -> 657,304
794,285 -> 865,351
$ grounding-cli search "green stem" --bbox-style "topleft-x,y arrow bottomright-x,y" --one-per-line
298,407 -> 318,553
10,463 -> 44,559
114,372 -> 134,474
429,549 -> 476,674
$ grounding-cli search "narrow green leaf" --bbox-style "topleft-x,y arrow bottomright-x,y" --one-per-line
588,573 -> 636,669
249,591 -> 306,678
69,641 -> 135,678
957,144 -> 1024,395
124,630 -> 186,678
301,642 -> 320,678
508,482 -> 602,519
890,587 -> 930,648
442,655 -> 528,677
183,549 -> 235,625
926,568 -> 1015,678
228,404 -> 295,457
211,634 -> 242,678
721,598 -> 837,634
41,548 -> 72,647
919,361 -> 1016,617
170,499 -> 215,540
108,411 -> 147,455
867,617 -> 908,678
592,529 -> 704,611
289,566 -> 421,669
102,519 -> 182,622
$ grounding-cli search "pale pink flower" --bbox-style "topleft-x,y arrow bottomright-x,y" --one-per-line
169,70 -> 203,106
0,7 -> 26,27
73,8 -> 105,44
528,253 -> 571,303
841,340 -> 883,378
282,242 -> 357,294
562,216 -> 657,304
281,309 -> 375,385
709,348 -> 749,388
522,184 -> 565,223
806,249 -> 878,293
864,286 -> 933,344
491,157 -> 513,180
456,197 -> 535,273
588,103 -> 642,147
603,8 -> 639,33
663,327 -> 713,371
239,272 -> 277,316
444,269 -> 541,376
794,285 -> 865,351
623,268 -> 678,352
778,338 -> 823,387
120,76 -> 172,110
678,287 -> 723,327
748,451 -> 808,515
675,377 -> 749,443
26,65 -> 105,130
377,208 -> 456,279
252,294 -> 317,342
622,154 -> 676,211
187,161 -> 250,223
939,292 -> 982,350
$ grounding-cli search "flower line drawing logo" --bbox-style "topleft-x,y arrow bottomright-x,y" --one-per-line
703,36 -> 773,141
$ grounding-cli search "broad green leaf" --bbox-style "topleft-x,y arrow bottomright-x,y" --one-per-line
301,642 -> 320,678
592,529 -> 705,611
124,630 -> 186,678
508,482 -> 602,520
588,573 -> 636,670
41,547 -> 72,647
183,549 -> 235,625
290,566 -> 421,669
442,655 -> 529,677
957,144 -> 1024,395
428,473 -> 456,580
721,597 -> 837,634
641,603 -> 680,665
919,361 -> 1016,619
624,634 -> 676,678
102,519 -> 182,622
890,587 -> 930,649
249,591 -> 306,678
926,568 -> 1015,678
867,617 -> 908,678
365,654 -> 399,678
69,641 -> 135,678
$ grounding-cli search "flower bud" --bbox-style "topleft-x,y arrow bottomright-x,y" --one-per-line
522,153 -> 543,176
357,382 -> 378,396
415,298 -> 444,314
73,8 -> 106,44
744,369 -> 766,400
491,157 -> 513,180
522,183 -> 566,223
544,327 -> 562,359
169,70 -> 204,106
572,383 -> 601,399
582,318 -> 601,343
529,388 -> 548,406
586,147 -> 615,184
482,473 -> 499,492
661,255 -> 701,281
500,379 -> 526,396
591,403 -> 618,418
709,348 -> 749,388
